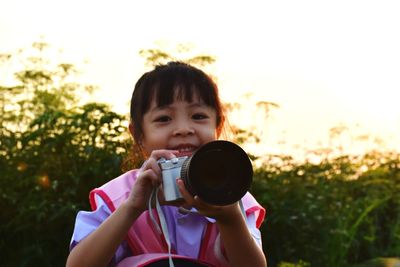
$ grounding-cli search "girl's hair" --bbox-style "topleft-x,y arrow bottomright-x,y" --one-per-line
130,61 -> 225,144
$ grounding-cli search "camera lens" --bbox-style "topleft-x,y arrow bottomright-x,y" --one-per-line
193,149 -> 228,188
180,140 -> 253,206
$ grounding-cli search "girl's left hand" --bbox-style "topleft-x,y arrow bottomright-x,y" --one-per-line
176,179 -> 241,223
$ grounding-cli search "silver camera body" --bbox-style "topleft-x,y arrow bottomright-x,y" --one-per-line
158,156 -> 188,202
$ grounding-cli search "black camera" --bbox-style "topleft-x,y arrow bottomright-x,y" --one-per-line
158,140 -> 253,206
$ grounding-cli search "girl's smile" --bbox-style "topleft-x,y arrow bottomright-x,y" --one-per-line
168,143 -> 198,157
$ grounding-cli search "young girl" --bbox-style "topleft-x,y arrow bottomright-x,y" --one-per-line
66,62 -> 267,267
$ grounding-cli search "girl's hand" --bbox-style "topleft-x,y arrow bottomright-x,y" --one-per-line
127,150 -> 178,213
177,179 -> 267,267
176,179 -> 241,223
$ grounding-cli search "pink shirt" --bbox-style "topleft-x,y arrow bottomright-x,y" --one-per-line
70,195 -> 261,266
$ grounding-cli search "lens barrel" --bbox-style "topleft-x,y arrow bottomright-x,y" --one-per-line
180,140 -> 253,206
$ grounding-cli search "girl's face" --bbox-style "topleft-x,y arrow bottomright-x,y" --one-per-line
140,95 -> 218,158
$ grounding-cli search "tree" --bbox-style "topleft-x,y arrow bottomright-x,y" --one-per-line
139,41 -> 216,68
0,41 -> 130,266
138,42 -> 279,151
0,41 -> 95,131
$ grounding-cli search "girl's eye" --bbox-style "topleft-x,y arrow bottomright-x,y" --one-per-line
154,116 -> 171,123
192,113 -> 208,120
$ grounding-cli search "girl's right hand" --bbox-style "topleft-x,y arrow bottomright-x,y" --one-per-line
126,149 -> 178,213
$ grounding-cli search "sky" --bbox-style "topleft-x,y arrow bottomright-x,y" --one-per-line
1,0 -> 400,159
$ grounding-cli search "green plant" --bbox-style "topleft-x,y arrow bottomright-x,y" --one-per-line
251,152 -> 400,267
0,42 -> 131,266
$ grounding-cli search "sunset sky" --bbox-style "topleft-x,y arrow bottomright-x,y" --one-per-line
1,0 -> 400,159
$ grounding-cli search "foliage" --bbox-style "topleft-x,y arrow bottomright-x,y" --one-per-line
0,104 -> 130,266
278,260 -> 311,267
0,42 -> 131,266
251,152 -> 400,267
351,257 -> 400,267
139,42 -> 216,68
1,41 -> 95,132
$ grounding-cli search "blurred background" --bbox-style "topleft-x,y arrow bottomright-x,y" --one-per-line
2,0 -> 400,158
1,0 -> 399,266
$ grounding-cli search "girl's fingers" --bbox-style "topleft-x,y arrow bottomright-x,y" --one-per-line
142,158 -> 162,177
140,150 -> 178,176
138,169 -> 161,187
176,179 -> 195,205
176,180 -> 227,218
138,149 -> 180,188
149,150 -> 179,161
177,179 -> 212,208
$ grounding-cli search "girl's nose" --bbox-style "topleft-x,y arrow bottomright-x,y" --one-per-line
173,124 -> 195,136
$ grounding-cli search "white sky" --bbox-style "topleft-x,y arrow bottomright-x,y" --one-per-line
1,0 -> 400,158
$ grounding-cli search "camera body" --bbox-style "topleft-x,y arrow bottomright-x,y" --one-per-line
158,156 -> 188,202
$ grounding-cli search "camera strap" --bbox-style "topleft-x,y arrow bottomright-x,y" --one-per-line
239,199 -> 248,225
148,186 -> 176,267
148,188 -> 162,234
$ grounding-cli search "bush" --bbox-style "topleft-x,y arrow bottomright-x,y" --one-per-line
0,103 -> 131,266
251,153 -> 400,267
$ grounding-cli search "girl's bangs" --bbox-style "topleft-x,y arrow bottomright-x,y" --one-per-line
153,79 -> 216,108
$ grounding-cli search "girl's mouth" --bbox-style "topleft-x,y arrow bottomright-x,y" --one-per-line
172,144 -> 198,157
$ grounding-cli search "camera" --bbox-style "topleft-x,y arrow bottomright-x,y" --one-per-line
158,140 -> 253,206
158,156 -> 188,202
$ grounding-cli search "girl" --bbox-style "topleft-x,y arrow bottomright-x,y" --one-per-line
66,62 -> 267,267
